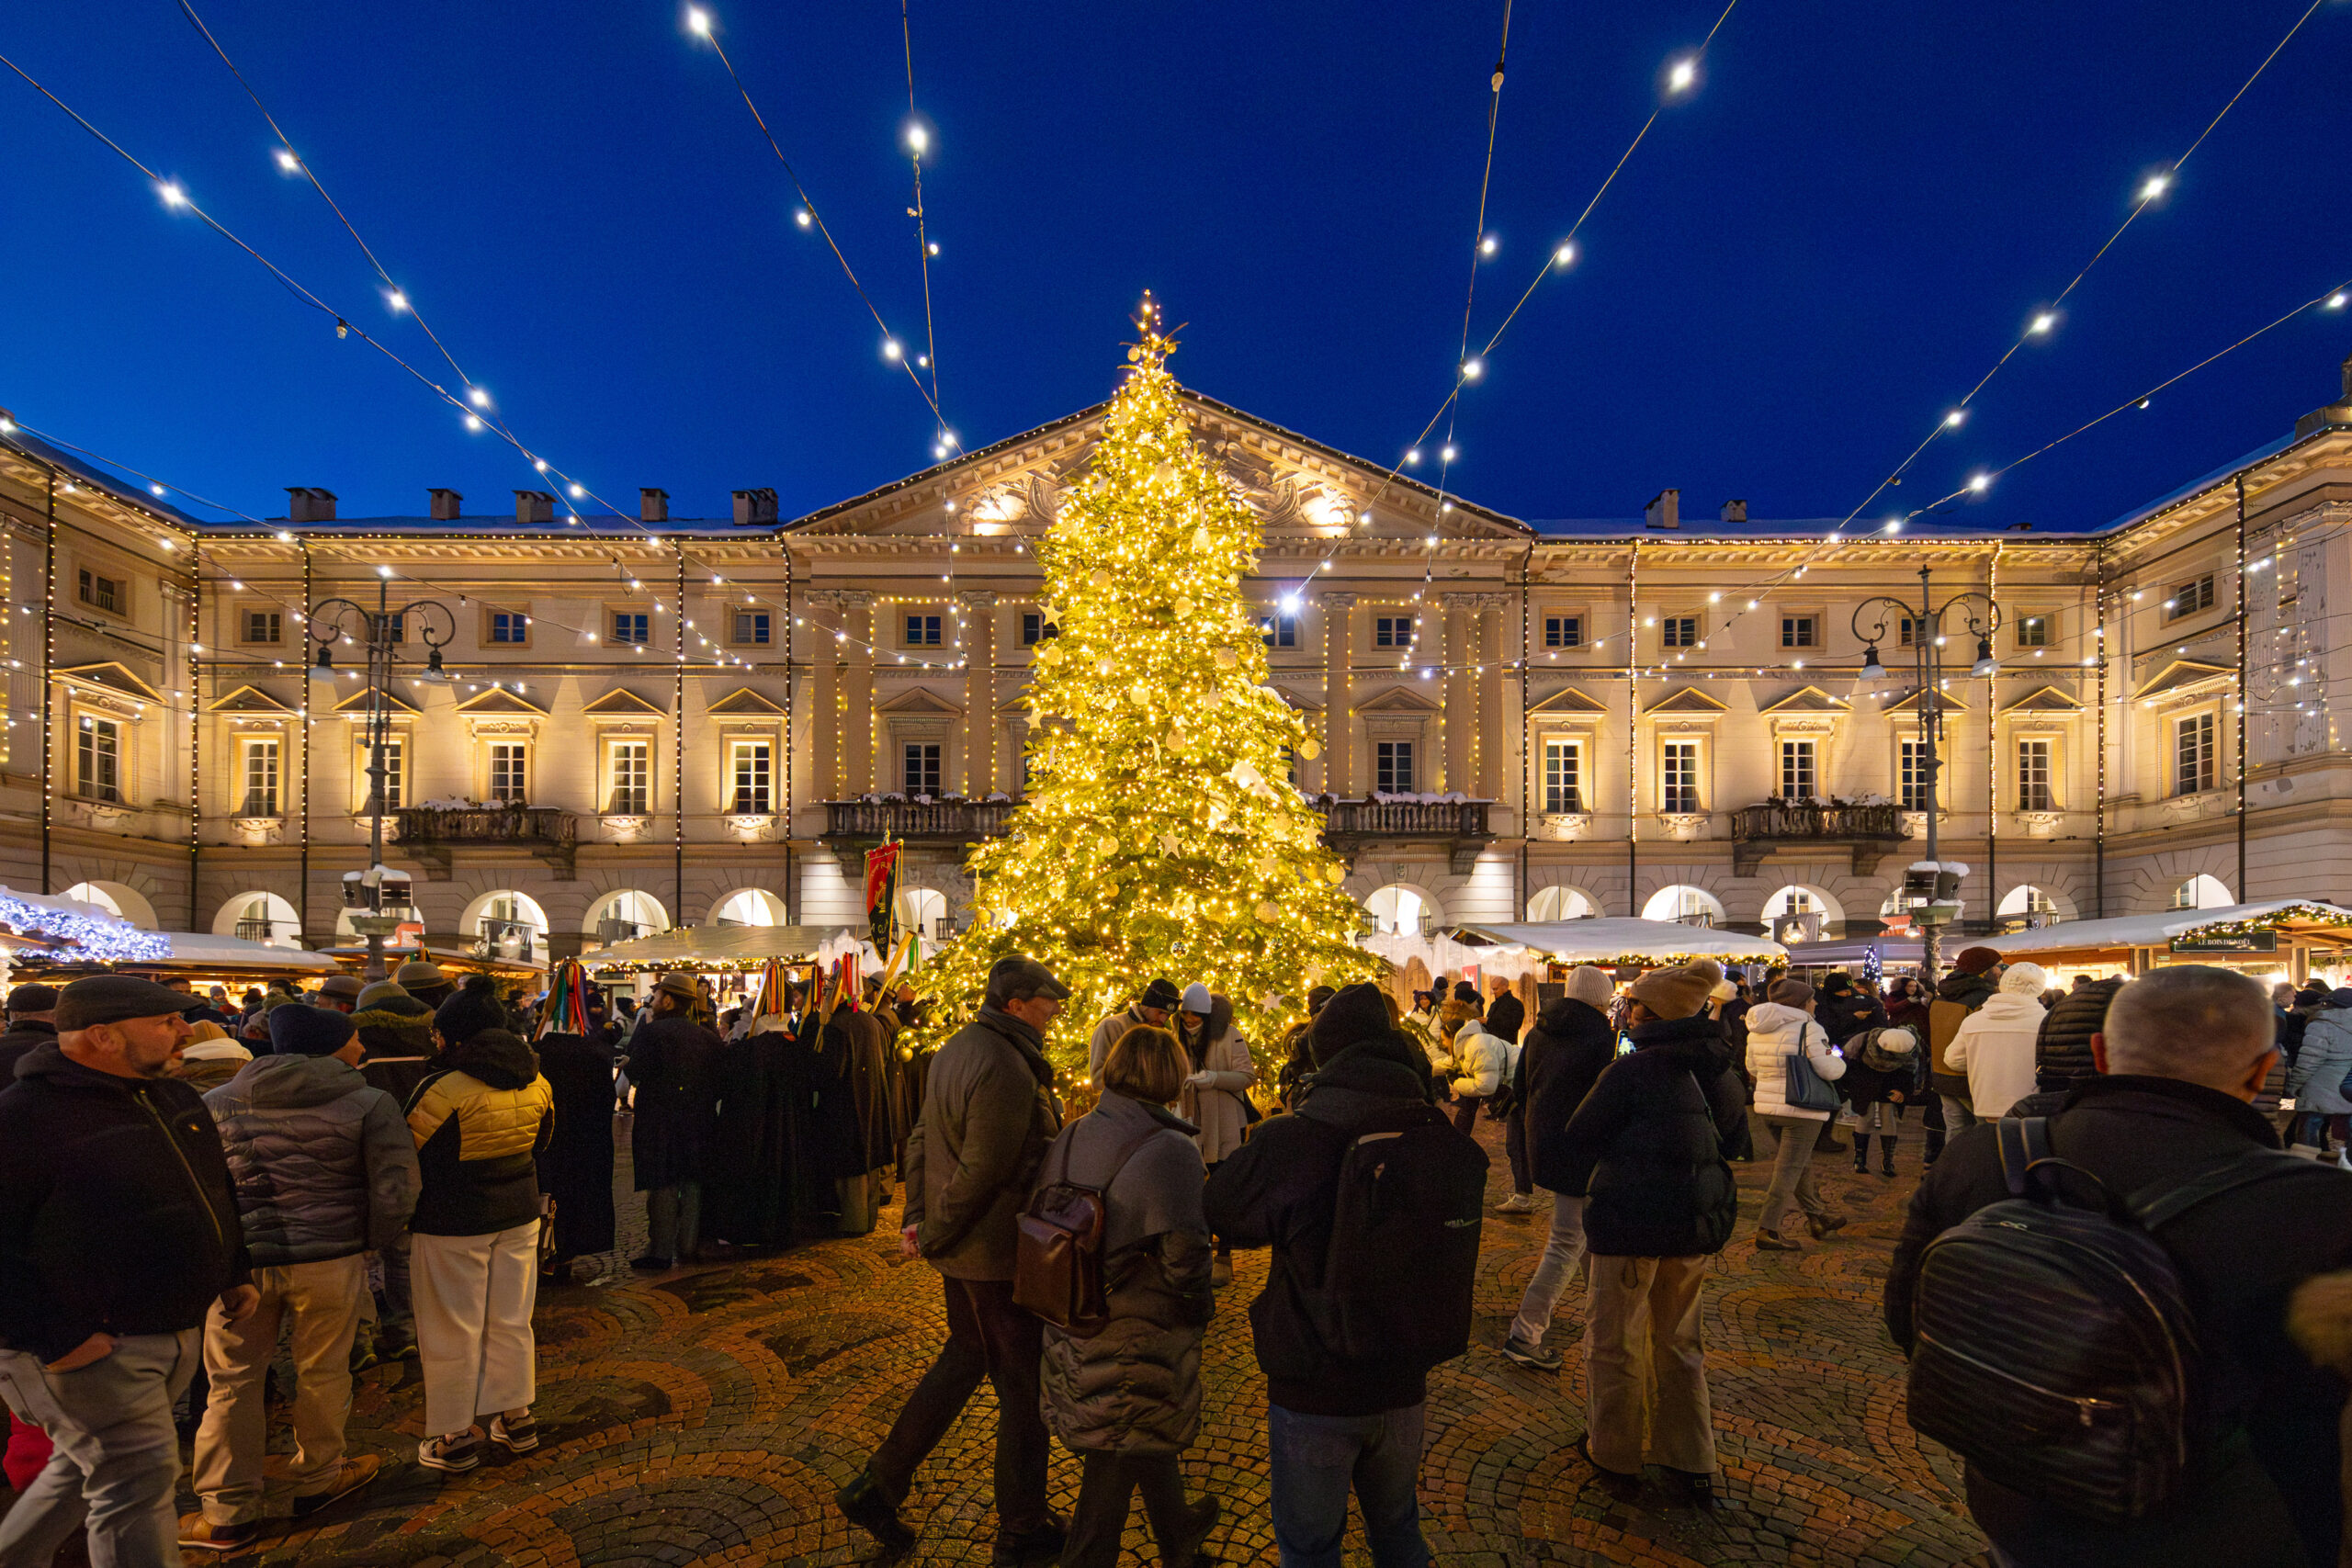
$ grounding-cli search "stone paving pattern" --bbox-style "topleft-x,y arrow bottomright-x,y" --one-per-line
182,1114 -> 1989,1566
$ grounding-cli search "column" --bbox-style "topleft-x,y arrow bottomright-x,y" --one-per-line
843,591 -> 875,795
1321,592 -> 1354,797
1478,597 -> 1508,800
961,591 -> 996,795
808,592 -> 839,807
1443,595 -> 1475,794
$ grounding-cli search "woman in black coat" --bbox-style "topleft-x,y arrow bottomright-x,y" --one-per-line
533,1021 -> 618,1280
1500,969 -> 1623,1370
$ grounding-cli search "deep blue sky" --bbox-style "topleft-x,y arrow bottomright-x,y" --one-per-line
2,1 -> 2346,530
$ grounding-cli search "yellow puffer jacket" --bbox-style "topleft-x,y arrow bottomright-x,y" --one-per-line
405,1029 -> 552,1236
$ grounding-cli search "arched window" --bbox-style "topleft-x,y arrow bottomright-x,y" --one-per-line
713,888 -> 787,927
1641,885 -> 1724,928
1998,885 -> 2057,918
588,890 -> 667,942
1365,884 -> 1443,937
1526,886 -> 1598,922
215,892 -> 302,947
896,886 -> 949,940
63,882 -> 120,918
63,881 -> 160,929
462,890 -> 548,960
2169,874 -> 2233,912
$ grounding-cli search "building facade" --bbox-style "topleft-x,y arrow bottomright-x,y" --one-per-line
2,357 -> 2347,964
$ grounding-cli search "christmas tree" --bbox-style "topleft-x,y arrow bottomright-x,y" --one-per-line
917,299 -> 1378,1078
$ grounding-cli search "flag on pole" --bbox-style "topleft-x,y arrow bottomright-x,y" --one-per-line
865,839 -> 901,950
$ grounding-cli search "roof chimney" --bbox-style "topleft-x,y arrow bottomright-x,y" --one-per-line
1720,498 -> 1747,525
1643,489 -> 1680,531
731,488 -> 778,525
514,490 -> 556,525
2295,349 -> 2352,438
639,488 -> 669,524
285,487 -> 337,523
428,488 -> 462,522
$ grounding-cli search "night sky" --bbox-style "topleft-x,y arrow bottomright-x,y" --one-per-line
2,0 -> 2346,531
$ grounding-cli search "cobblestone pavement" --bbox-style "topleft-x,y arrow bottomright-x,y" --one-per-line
182,1113 -> 1989,1567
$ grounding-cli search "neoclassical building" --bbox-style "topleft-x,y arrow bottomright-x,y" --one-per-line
2,353 -> 2346,964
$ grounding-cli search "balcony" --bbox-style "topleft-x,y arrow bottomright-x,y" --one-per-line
820,797 -> 1020,871
1729,800 -> 1907,878
392,805 -> 578,880
1318,798 -> 1495,875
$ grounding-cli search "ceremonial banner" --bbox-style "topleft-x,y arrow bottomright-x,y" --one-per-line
865,840 -> 902,950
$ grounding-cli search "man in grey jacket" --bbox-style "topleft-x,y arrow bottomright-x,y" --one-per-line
1085,976 -> 1180,1084
178,1003 -> 419,1554
838,955 -> 1068,1566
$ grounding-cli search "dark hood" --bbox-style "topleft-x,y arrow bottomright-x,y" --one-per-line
1627,1013 -> 1729,1074
1938,970 -> 1998,1007
1303,1030 -> 1428,1105
439,1027 -> 538,1089
1536,996 -> 1607,1034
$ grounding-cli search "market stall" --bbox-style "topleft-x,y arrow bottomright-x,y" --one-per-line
1977,900 -> 2352,987
0,886 -> 347,990
313,941 -> 548,987
1365,918 -> 1787,1018
579,923 -> 860,1012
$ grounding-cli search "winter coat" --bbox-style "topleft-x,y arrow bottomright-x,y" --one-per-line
355,995 -> 438,1106
205,1054 -> 419,1267
1484,991 -> 1525,1045
2289,1006 -> 2352,1116
0,1043 -> 250,1361
1889,1074 -> 2352,1568
1743,1002 -> 1849,1122
1437,996 -> 1482,1042
1928,969 -> 2000,1096
1087,1005 -> 1158,1085
169,1038 -> 253,1095
1943,983 -> 2048,1120
1447,1022 -> 1510,1101
1204,1030 -> 1481,1416
405,1029 -> 553,1237
627,1010 -> 726,1190
2034,977 -> 2123,1094
1551,1014 -> 1746,1258
1177,995 -> 1257,1166
1038,1092 -> 1214,1455
819,1007 -> 899,1179
0,1019 -> 58,1084
1838,1027 -> 1923,1107
533,1031 -> 617,1258
902,1005 -> 1063,1281
1524,997 -> 1620,1194
1815,988 -> 1885,1049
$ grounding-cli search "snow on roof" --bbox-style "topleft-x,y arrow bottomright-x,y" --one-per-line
1456,919 -> 1788,964
1978,900 -> 2352,955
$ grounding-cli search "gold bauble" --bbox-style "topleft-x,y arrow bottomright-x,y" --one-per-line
1298,739 -> 1321,761
1091,569 -> 1113,592
1191,525 -> 1212,551
1325,865 -> 1346,886
1214,649 -> 1238,671
1255,901 -> 1281,923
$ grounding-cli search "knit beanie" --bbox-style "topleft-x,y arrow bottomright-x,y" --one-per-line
355,979 -> 411,1011
434,974 -> 506,1046
1998,960 -> 2051,997
1953,946 -> 2003,976
1628,957 -> 1724,1021
1311,982 -> 1391,1066
1768,977 -> 1815,1008
1563,966 -> 1614,1010
268,1002 -> 357,1056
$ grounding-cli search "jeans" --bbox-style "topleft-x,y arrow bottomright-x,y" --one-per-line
0,1328 -> 201,1568
1758,1114 -> 1830,1234
1064,1450 -> 1196,1568
1503,1103 -> 1532,1195
1940,1093 -> 1979,1136
1509,1193 -> 1589,1347
1267,1403 -> 1428,1568
869,1276 -> 1050,1535
193,1256 -> 367,1524
648,1181 -> 703,1260
1585,1255 -> 1715,1475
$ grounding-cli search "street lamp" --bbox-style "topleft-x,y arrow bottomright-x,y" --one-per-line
1851,565 -> 2002,981
307,582 -> 456,980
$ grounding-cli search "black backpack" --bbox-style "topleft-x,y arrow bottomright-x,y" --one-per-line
1905,1116 -> 2310,1524
1298,1099 -> 1490,1366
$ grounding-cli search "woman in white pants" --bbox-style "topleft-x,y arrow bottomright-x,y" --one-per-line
405,979 -> 553,1472
1743,978 -> 1848,1253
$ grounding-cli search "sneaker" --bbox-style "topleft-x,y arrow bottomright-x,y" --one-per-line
1499,1335 -> 1563,1371
628,1254 -> 674,1273
416,1427 -> 485,1473
378,1325 -> 417,1361
835,1471 -> 916,1552
290,1455 -> 382,1520
177,1514 -> 259,1552
991,1517 -> 1068,1568
1804,1213 -> 1849,1241
1494,1193 -> 1536,1214
1755,1229 -> 1804,1252
489,1411 -> 539,1454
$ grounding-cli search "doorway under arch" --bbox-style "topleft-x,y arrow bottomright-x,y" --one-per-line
1525,885 -> 1600,922
896,886 -> 950,941
214,892 -> 302,947
710,888 -> 787,928
586,889 -> 668,943
1365,883 -> 1445,937
62,880 -> 158,930
2168,874 -> 2233,912
1641,885 -> 1725,927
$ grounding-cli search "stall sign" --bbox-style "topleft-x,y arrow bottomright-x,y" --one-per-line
2168,931 -> 2278,954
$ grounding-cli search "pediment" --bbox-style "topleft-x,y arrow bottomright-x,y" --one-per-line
209,684 -> 293,715
2132,660 -> 2232,702
1269,682 -> 1324,713
1880,685 -> 1971,715
707,687 -> 786,716
1354,683 -> 1444,714
1643,686 -> 1729,716
331,684 -> 419,716
452,687 -> 547,716
876,686 -> 964,716
60,662 -> 163,703
1755,684 -> 1851,716
581,688 -> 667,717
1529,685 -> 1608,716
2000,684 -> 2085,715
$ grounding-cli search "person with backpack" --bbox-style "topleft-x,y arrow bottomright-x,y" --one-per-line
1035,1025 -> 1220,1568
1501,967 -> 1619,1371
1886,964 -> 2352,1568
1204,983 -> 1488,1568
1742,978 -> 1850,1251
1840,1022 -> 1922,1177
1552,959 -> 1747,1503
1942,962 -> 2050,1122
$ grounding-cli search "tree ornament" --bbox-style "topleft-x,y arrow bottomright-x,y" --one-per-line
1091,569 -> 1114,592
1325,865 -> 1346,886
1256,900 -> 1281,923
1096,655 -> 1116,676
1215,648 -> 1239,671
1298,739 -> 1321,761
1192,525 -> 1213,552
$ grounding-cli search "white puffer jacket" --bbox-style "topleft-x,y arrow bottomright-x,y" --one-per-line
1744,1001 -> 1848,1122
1449,1021 -> 1510,1100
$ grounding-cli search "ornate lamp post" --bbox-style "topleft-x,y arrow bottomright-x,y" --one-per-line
308,576 -> 455,980
1851,565 -> 2001,982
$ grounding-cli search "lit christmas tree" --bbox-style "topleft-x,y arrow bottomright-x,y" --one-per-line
918,299 -> 1378,1077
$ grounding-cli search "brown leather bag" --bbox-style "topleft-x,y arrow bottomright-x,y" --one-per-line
1012,1117 -> 1163,1335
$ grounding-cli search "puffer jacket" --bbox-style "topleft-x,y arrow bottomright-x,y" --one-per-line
2288,1004 -> 2352,1116
1552,1014 -> 1747,1258
1039,1092 -> 1214,1455
355,994 -> 438,1106
1944,984 -> 2049,1121
1744,1002 -> 1848,1121
1523,997 -> 1619,1193
206,1054 -> 420,1266
405,1029 -> 553,1236
2034,977 -> 2123,1093
1448,1021 -> 1510,1101
902,1005 -> 1063,1280
1928,969 -> 2000,1095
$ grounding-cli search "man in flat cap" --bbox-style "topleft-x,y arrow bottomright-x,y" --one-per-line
0,982 -> 60,1082
0,975 -> 257,1568
839,954 -> 1069,1563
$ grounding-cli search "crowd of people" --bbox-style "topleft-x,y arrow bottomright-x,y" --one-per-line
3,939 -> 2351,1568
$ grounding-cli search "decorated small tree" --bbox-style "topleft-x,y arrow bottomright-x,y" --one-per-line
917,299 -> 1377,1078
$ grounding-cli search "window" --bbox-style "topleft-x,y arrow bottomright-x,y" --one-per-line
77,570 -> 124,615
2018,737 -> 2053,811
1375,740 -> 1416,793
1544,615 -> 1582,649
905,614 -> 942,647
731,611 -> 771,647
1899,738 -> 1931,811
488,742 -> 528,803
1898,616 -> 1924,648
729,740 -> 773,813
2015,615 -> 2050,649
489,612 -> 528,645
606,741 -> 650,814
240,738 -> 281,817
610,611 -> 650,646
903,741 -> 942,795
2175,712 -> 2215,795
1661,615 -> 1699,649
1542,739 -> 1582,813
1781,615 -> 1817,649
376,612 -> 405,645
2167,576 -> 2216,621
1661,741 -> 1701,813
243,610 -> 281,644
1779,739 -> 1816,799
76,716 -> 120,802
1020,612 -> 1055,646
365,738 -> 403,812
1260,614 -> 1298,649
1374,615 -> 1412,648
